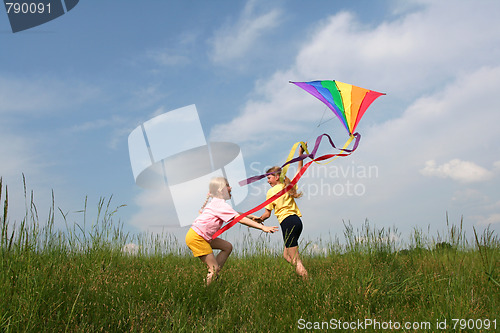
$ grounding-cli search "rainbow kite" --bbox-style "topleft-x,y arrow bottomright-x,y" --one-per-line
290,80 -> 385,136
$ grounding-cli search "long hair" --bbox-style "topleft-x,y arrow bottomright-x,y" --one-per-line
199,177 -> 228,213
266,166 -> 303,198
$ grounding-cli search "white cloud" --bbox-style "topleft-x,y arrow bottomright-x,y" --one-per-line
68,115 -> 127,133
146,49 -> 190,67
0,132 -> 38,179
0,76 -> 100,114
66,115 -> 133,150
144,32 -> 197,68
0,127 -> 58,228
129,188 -> 182,230
420,159 -> 494,183
210,70 -> 310,151
451,189 -> 488,204
0,77 -> 75,183
209,0 -> 283,64
476,213 -> 500,226
291,2 -> 500,101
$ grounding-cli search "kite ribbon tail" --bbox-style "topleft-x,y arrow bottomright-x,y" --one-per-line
311,133 -> 357,166
218,133 -> 361,239
212,145 -> 357,240
280,141 -> 307,183
239,133 -> 360,186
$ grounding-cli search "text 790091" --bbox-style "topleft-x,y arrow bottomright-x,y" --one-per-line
5,2 -> 51,14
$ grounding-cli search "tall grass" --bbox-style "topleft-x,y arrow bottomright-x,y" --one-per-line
1,178 -> 499,332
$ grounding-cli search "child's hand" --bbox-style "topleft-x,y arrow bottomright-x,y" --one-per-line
247,214 -> 263,224
299,142 -> 308,155
262,226 -> 279,233
252,216 -> 264,224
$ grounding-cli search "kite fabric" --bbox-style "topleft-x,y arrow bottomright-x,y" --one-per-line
212,80 -> 385,239
290,80 -> 385,135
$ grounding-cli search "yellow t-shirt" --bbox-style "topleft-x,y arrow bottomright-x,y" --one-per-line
265,183 -> 301,223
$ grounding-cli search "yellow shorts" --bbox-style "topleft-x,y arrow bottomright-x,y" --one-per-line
185,228 -> 212,257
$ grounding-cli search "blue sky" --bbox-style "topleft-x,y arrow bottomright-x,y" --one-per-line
2,0 -> 500,247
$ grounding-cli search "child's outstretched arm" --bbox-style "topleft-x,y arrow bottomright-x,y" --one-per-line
257,209 -> 272,223
297,142 -> 307,174
238,215 -> 278,233
238,212 -> 264,224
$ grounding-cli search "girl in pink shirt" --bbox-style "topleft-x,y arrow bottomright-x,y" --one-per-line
185,177 -> 278,285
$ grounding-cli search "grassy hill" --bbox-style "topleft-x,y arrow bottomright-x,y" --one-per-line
1,181 -> 498,332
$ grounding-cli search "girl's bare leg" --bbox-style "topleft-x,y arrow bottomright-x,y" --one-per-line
211,238 -> 233,270
199,253 -> 219,286
198,238 -> 232,285
283,246 -> 308,279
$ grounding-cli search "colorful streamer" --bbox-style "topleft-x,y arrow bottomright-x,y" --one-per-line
212,136 -> 359,239
239,133 -> 360,186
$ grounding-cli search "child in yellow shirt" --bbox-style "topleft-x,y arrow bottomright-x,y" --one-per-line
257,146 -> 308,279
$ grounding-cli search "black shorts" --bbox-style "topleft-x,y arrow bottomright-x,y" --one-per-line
281,215 -> 303,248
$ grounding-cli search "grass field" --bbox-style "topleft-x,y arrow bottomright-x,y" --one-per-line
1,179 -> 499,332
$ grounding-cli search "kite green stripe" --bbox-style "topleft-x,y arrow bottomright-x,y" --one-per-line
321,80 -> 347,128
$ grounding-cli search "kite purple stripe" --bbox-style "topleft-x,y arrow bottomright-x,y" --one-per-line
291,80 -> 350,134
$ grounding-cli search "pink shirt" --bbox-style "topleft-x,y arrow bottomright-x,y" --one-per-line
191,198 -> 238,241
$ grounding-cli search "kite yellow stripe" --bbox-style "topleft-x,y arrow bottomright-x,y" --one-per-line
335,81 -> 352,132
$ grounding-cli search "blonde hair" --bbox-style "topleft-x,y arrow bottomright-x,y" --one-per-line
266,166 -> 303,199
199,177 -> 228,213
